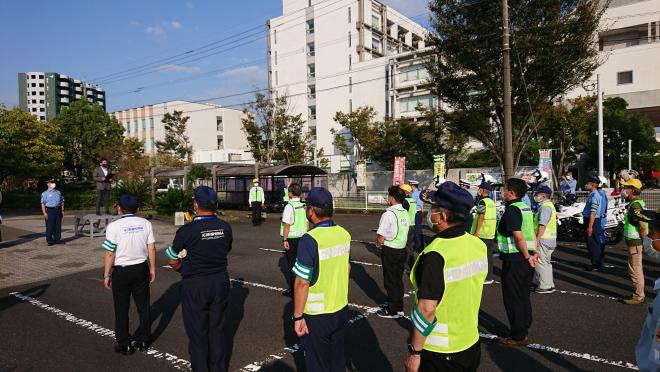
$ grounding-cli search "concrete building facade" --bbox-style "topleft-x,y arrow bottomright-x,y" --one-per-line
111,101 -> 252,164
18,72 -> 105,121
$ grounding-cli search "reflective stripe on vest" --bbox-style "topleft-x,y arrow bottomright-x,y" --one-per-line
470,197 -> 496,239
405,197 -> 416,226
384,207 -> 410,249
280,200 -> 308,238
250,187 -> 263,202
624,199 -> 647,240
410,234 -> 487,353
304,225 -> 351,315
534,201 -> 557,240
496,202 -> 536,254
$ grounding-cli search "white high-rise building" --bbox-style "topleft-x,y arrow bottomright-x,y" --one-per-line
268,0 -> 434,171
111,101 -> 253,164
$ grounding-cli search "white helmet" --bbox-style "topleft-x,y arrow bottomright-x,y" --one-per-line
598,176 -> 608,187
531,169 -> 549,183
482,174 -> 496,184
619,169 -> 639,181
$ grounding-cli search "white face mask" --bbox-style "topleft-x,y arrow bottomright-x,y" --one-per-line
644,235 -> 660,253
566,175 -> 572,180
427,211 -> 440,229
534,196 -> 543,203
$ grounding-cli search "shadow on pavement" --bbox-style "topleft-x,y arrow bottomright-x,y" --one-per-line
350,262 -> 386,310
0,284 -> 50,313
282,300 -> 306,371
224,278 -> 249,370
345,311 -> 393,372
259,361 -> 295,372
150,281 -> 181,343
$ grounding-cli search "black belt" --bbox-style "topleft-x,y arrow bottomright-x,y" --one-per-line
46,206 -> 62,209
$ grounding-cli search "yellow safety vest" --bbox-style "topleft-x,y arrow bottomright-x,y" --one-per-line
470,197 -> 496,239
534,201 -> 557,240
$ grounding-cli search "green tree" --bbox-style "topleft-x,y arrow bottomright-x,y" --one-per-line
427,0 -> 605,173
242,93 -> 313,165
100,137 -> 150,181
0,108 -> 64,184
156,111 -> 192,164
53,99 -> 124,180
188,165 -> 212,180
331,107 -> 381,166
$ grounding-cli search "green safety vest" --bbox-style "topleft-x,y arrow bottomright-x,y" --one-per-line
410,234 -> 487,353
496,201 -> 536,254
280,200 -> 308,238
534,201 -> 557,240
250,186 -> 264,202
470,197 -> 496,239
283,187 -> 289,203
405,197 -> 416,226
624,199 -> 648,241
383,207 -> 410,249
304,225 -> 351,315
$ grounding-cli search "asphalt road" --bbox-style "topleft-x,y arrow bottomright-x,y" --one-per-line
0,213 -> 656,371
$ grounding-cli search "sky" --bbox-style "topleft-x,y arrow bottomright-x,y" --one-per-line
0,0 -> 430,113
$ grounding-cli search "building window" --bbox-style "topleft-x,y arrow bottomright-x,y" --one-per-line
40,100 -> 44,104
32,108 -> 37,112
399,94 -> 436,113
40,116 -> 46,120
150,138 -> 155,151
31,74 -> 36,79
348,7 -> 351,23
399,65 -> 429,82
308,105 -> 316,120
216,116 -> 224,131
308,85 -> 316,99
32,99 -> 36,104
275,71 -> 279,85
39,75 -> 43,79
307,42 -> 315,56
142,119 -> 146,131
306,19 -> 315,34
150,118 -> 154,130
349,54 -> 352,70
307,63 -> 316,78
274,29 -> 277,44
274,51 -> 278,65
310,126 -> 317,140
349,99 -> 353,112
134,120 -> 138,134
32,91 -> 37,96
617,71 -> 633,85
372,37 -> 381,53
40,108 -> 45,112
348,31 -> 352,47
39,91 -> 44,96
39,83 -> 44,87
372,14 -> 382,31
217,135 -> 224,150
349,77 -> 352,93
127,122 -> 131,134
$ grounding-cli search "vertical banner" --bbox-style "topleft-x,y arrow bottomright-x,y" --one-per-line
538,149 -> 553,188
433,154 -> 446,179
356,161 -> 366,188
392,157 -> 406,185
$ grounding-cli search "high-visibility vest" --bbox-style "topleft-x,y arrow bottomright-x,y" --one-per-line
410,234 -> 487,353
283,187 -> 289,203
470,197 -> 496,239
624,199 -> 648,241
304,225 -> 351,315
250,187 -> 264,202
534,201 -> 557,240
383,207 -> 410,249
496,202 -> 536,254
280,200 -> 308,238
405,197 -> 416,226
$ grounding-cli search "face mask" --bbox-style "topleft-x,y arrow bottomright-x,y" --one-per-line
101,164 -> 108,168
48,183 -> 56,189
620,189 -> 628,199
534,196 -> 543,203
426,211 -> 440,229
644,236 -> 660,253
566,176 -> 572,180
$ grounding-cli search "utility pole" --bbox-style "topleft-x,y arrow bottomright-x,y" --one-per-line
502,0 -> 514,180
597,74 -> 604,177
628,139 -> 632,170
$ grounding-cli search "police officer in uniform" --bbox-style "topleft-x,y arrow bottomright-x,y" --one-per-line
404,182 -> 487,372
470,181 -> 497,285
292,187 -> 351,372
621,178 -> 648,305
375,185 -> 410,318
165,186 -> 233,371
496,178 -> 538,346
102,193 -> 156,354
583,176 -> 603,271
40,179 -> 65,246
281,183 -> 308,297
409,180 -> 424,252
249,178 -> 265,226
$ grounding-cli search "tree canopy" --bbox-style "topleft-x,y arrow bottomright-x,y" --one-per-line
156,110 -> 192,164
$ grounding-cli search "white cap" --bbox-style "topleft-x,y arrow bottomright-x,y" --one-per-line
407,179 -> 419,185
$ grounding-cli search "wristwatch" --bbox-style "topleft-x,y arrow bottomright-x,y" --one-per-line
407,344 -> 421,355
293,315 -> 304,322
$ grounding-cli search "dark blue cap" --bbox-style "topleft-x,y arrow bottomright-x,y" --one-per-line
119,193 -> 139,211
478,181 -> 493,192
536,184 -> 552,195
420,181 -> 475,215
587,175 -> 600,184
306,187 -> 333,210
194,186 -> 218,208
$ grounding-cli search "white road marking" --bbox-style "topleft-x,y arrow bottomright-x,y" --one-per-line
229,277 -> 638,370
10,291 -> 192,371
258,247 -> 383,268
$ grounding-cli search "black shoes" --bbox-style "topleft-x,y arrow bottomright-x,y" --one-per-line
130,340 -> 149,352
114,345 -> 135,355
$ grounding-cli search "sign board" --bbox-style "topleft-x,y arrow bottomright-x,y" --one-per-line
433,154 -> 446,179
538,149 -> 553,189
174,212 -> 185,226
356,161 -> 366,188
392,157 -> 406,185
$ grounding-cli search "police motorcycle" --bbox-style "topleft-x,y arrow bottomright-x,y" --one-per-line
555,176 -> 624,245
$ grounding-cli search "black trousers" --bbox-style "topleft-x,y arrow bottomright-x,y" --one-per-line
482,239 -> 496,281
302,306 -> 349,372
111,261 -> 151,348
381,246 -> 407,312
584,218 -> 603,269
45,207 -> 62,244
420,340 -> 481,372
181,271 -> 230,372
285,237 -> 301,289
96,189 -> 110,215
501,259 -> 534,340
251,202 -> 263,226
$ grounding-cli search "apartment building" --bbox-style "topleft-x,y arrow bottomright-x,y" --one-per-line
268,0 -> 432,171
111,100 -> 252,164
568,0 -> 660,139
18,72 -> 105,121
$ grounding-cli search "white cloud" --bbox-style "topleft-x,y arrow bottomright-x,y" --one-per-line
218,65 -> 266,78
170,21 -> 183,30
158,64 -> 201,74
144,20 -> 184,37
145,25 -> 164,36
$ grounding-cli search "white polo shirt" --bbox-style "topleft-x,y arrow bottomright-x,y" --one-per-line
102,215 -> 155,267
377,204 -> 407,241
282,197 -> 301,226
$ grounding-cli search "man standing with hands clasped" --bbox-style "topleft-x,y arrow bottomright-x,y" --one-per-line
249,178 -> 265,226
94,158 -> 113,216
102,193 -> 156,355
496,178 -> 538,346
41,179 -> 64,246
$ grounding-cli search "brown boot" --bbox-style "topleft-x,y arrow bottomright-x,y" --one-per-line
623,297 -> 645,305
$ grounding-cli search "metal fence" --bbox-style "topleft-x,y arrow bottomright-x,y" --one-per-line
332,189 -> 660,211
